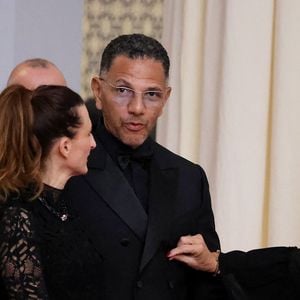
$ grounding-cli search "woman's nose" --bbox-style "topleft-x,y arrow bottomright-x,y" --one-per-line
90,134 -> 96,149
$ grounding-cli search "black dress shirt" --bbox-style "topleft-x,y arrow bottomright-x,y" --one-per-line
97,119 -> 153,212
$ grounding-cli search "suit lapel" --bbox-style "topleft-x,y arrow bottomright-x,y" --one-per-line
139,159 -> 178,272
86,143 -> 148,241
85,130 -> 178,270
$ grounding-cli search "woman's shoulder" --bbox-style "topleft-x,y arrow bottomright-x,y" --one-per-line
1,192 -> 32,209
0,194 -> 35,233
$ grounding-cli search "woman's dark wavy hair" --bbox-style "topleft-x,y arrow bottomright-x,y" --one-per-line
0,85 -> 84,201
31,85 -> 84,159
100,33 -> 170,79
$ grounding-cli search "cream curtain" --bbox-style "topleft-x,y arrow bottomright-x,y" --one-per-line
157,0 -> 300,251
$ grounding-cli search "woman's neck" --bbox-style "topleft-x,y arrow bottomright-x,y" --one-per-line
41,169 -> 71,190
41,154 -> 74,190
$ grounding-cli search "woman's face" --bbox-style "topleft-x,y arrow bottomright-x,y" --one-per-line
67,105 -> 96,175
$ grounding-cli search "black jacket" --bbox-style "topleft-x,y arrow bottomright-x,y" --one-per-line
220,247 -> 300,300
64,122 -> 222,300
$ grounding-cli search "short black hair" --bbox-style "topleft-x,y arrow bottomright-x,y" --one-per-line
100,33 -> 170,79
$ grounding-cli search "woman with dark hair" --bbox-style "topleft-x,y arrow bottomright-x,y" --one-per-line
0,85 -> 103,299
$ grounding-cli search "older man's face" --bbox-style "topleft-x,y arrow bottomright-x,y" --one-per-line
92,55 -> 171,148
8,65 -> 66,90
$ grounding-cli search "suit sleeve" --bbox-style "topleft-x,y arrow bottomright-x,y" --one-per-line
197,166 -> 220,251
187,167 -> 227,299
219,247 -> 300,299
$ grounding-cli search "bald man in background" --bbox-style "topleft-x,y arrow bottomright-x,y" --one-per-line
7,57 -> 101,129
7,58 -> 66,90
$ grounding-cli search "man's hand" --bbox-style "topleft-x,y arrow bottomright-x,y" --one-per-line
167,234 -> 219,273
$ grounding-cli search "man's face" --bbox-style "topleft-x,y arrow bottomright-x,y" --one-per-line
92,56 -> 171,148
9,65 -> 66,90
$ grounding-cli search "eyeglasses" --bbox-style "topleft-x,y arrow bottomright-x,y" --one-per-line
99,78 -> 167,108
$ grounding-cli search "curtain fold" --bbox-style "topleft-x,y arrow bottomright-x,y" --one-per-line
158,0 -> 300,251
268,0 -> 300,246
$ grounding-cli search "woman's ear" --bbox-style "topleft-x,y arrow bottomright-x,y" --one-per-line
91,76 -> 103,110
59,137 -> 72,158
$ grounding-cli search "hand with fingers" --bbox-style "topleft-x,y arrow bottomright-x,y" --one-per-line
167,234 -> 220,274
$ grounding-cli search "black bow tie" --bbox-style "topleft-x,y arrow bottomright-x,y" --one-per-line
117,151 -> 153,170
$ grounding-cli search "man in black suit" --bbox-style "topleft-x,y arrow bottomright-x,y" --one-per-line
64,34 -> 223,299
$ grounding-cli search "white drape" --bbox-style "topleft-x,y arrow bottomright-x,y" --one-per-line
158,0 -> 300,251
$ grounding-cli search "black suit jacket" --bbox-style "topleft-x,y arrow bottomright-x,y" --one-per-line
64,125 -> 223,300
219,247 -> 300,300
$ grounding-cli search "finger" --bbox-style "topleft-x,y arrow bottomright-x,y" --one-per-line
177,234 -> 204,246
188,234 -> 204,245
167,244 -> 197,258
176,235 -> 193,246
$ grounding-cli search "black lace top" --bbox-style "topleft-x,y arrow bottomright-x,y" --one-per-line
0,186 -> 103,299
